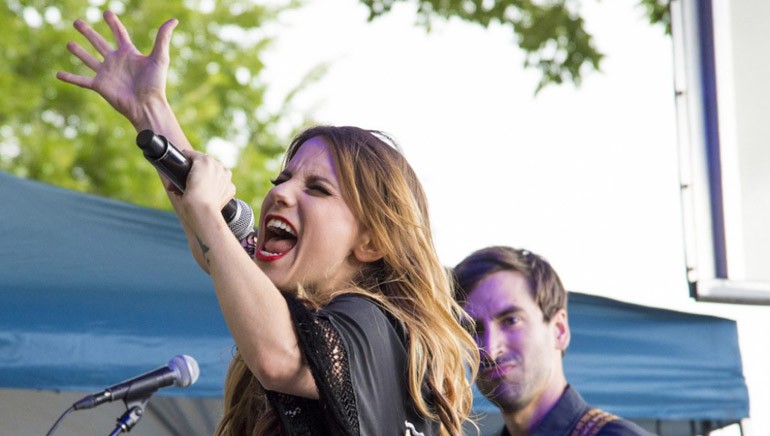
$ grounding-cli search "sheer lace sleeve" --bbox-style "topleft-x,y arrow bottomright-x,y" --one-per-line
283,293 -> 360,435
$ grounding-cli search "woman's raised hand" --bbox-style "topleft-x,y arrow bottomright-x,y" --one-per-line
56,10 -> 178,129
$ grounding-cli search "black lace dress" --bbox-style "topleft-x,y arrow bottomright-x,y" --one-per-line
240,233 -> 438,435
268,293 -> 439,436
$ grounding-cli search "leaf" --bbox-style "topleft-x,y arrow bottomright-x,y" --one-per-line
0,0 -> 306,210
361,0 -> 670,93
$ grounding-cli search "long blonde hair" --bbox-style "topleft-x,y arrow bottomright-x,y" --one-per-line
216,126 -> 479,435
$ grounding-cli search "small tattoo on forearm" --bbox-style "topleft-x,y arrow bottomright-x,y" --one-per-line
196,235 -> 210,265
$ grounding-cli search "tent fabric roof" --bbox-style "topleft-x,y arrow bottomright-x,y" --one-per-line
0,171 -> 231,397
564,292 -> 748,421
0,171 -> 749,422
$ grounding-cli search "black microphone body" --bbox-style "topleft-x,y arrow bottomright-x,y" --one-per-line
73,355 -> 199,410
136,130 -> 254,240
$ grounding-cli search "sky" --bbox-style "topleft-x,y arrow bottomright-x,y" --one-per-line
258,0 -> 768,433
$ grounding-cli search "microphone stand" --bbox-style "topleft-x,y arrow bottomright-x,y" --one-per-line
108,396 -> 150,435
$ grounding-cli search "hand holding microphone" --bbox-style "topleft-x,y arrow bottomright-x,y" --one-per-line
136,130 -> 255,241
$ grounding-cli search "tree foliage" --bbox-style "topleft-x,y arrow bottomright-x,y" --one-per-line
360,0 -> 671,93
1,0 -> 672,208
0,0 -> 300,211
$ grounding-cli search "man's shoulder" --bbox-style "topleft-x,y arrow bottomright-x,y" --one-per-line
595,416 -> 655,436
569,403 -> 654,436
560,386 -> 655,436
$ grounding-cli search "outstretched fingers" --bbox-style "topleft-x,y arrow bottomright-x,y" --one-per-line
73,18 -> 113,57
55,70 -> 94,90
55,40 -> 99,89
103,10 -> 134,48
150,18 -> 178,62
65,40 -> 101,71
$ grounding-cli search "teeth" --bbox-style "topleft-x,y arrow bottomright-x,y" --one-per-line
259,249 -> 281,257
266,218 -> 296,236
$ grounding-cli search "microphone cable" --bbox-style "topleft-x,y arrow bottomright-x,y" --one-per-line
45,405 -> 75,436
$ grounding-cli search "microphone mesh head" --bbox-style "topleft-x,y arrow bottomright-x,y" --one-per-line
168,355 -> 200,387
228,198 -> 255,241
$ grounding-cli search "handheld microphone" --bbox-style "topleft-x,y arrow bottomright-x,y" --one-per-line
73,355 -> 199,410
136,129 -> 255,241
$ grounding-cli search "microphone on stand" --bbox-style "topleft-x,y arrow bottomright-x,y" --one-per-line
136,129 -> 255,241
72,354 -> 200,410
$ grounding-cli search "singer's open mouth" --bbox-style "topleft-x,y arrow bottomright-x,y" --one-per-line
256,215 -> 297,262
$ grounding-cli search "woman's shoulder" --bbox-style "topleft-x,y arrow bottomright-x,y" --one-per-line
326,293 -> 379,309
322,293 -> 387,322
322,293 -> 406,342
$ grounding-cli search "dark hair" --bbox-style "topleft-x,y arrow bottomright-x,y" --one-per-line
452,246 -> 567,322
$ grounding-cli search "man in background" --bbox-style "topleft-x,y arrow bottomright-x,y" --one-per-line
453,246 -> 652,436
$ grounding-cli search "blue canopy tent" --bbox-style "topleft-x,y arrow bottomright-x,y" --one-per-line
0,171 -> 749,435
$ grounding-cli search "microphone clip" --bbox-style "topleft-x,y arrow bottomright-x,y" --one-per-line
110,397 -> 150,436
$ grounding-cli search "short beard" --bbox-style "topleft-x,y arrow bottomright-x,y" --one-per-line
485,380 -> 533,414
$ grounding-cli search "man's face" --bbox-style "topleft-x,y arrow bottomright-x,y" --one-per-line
464,270 -> 568,413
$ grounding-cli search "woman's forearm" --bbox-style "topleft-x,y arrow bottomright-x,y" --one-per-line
189,204 -> 318,398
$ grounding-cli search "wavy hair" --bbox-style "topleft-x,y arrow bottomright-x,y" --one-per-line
452,246 -> 567,322
216,126 -> 479,435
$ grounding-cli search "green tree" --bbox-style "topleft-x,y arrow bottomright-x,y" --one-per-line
1,0 -> 671,208
0,0 -> 301,211
361,0 -> 670,93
